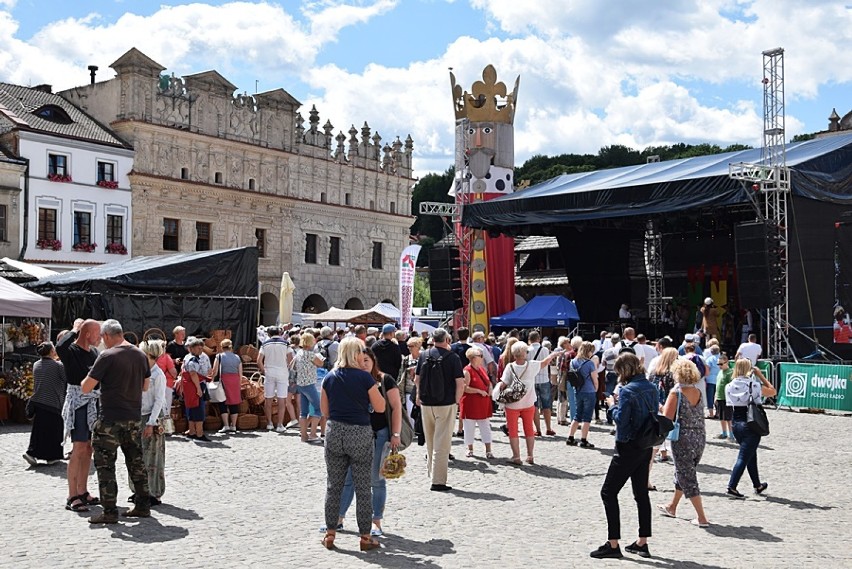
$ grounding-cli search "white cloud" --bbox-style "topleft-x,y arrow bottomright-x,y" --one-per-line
0,1 -> 396,90
0,0 -> 845,179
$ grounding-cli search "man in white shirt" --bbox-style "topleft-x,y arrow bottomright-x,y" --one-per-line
526,331 -> 553,436
735,333 -> 763,365
257,327 -> 296,432
634,334 -> 657,369
645,336 -> 673,376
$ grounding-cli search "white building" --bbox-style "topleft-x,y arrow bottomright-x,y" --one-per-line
0,83 -> 133,270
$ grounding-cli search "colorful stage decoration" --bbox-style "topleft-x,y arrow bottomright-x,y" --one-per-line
450,65 -> 520,333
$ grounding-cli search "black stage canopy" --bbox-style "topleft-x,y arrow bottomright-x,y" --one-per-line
461,133 -> 852,359
463,133 -> 852,230
27,247 -> 259,344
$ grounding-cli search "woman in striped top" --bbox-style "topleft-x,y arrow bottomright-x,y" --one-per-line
23,342 -> 67,466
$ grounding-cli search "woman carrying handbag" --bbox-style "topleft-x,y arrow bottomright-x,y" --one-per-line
725,359 -> 776,498
656,359 -> 710,528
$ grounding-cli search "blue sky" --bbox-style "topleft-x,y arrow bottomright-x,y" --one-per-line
1,1 -> 850,175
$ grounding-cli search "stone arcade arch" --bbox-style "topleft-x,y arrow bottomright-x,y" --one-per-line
344,297 -> 364,310
301,294 -> 329,314
260,292 -> 278,326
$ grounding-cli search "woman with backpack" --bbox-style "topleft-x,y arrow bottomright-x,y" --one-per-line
725,359 -> 776,498
591,353 -> 659,560
566,341 -> 599,448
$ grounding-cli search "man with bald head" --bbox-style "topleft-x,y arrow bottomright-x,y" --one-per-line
58,318 -> 102,512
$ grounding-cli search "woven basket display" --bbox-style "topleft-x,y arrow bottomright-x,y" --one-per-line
142,328 -> 167,342
236,414 -> 258,430
203,416 -> 222,431
238,400 -> 249,414
173,418 -> 188,434
237,344 -> 259,361
243,372 -> 266,405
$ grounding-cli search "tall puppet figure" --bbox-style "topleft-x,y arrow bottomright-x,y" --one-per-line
450,65 -> 519,333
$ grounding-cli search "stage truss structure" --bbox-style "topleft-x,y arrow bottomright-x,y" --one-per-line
729,47 -> 790,359
645,219 -> 665,322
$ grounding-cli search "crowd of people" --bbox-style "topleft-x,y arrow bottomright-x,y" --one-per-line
20,309 -> 778,559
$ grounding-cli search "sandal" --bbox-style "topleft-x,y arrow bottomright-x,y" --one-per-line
465,450 -> 474,458
321,532 -> 336,550
525,456 -> 535,465
508,457 -> 522,465
486,452 -> 495,459
65,495 -> 89,512
81,492 -> 100,506
656,504 -> 676,518
359,536 -> 381,551
579,439 -> 595,449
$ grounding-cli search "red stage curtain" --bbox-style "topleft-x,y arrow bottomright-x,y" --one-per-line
485,233 -> 516,317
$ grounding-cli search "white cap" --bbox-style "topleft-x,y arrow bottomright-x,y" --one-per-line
704,297 -> 713,305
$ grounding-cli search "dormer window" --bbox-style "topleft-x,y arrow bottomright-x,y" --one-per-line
33,105 -> 73,124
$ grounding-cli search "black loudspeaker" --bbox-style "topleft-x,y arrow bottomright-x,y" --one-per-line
429,247 -> 463,311
735,222 -> 784,308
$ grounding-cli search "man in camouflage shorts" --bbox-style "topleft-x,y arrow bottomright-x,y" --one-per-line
82,319 -> 152,524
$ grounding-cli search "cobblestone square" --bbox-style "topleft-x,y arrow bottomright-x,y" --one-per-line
1,408 -> 849,568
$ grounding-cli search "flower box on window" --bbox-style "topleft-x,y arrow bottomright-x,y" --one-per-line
72,242 -> 97,253
36,238 -> 61,251
97,180 -> 118,189
105,242 -> 127,255
47,174 -> 72,183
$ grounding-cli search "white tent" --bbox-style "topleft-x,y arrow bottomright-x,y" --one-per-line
0,257 -> 58,281
369,302 -> 436,333
0,277 -> 51,318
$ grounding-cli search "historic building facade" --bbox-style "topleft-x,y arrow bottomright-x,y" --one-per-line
0,83 -> 134,270
60,48 -> 415,323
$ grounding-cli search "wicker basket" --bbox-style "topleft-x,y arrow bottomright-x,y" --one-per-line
237,344 -> 259,361
236,413 -> 258,430
143,328 -> 167,342
203,416 -> 222,431
244,372 -> 266,405
173,418 -> 188,434
238,400 -> 249,414
124,331 -> 139,345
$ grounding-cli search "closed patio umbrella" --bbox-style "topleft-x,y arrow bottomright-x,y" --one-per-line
278,272 -> 295,325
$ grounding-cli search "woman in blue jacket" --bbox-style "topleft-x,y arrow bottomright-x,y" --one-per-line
591,353 -> 660,560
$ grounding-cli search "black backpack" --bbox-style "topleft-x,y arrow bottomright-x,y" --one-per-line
418,348 -> 446,404
567,358 -> 588,390
318,340 -> 334,371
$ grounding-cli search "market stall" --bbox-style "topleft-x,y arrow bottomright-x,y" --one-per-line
0,277 -> 52,422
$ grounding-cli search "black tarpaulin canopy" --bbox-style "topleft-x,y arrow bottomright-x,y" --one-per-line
26,247 -> 258,344
462,133 -> 852,229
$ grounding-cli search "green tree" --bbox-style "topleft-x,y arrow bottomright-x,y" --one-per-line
410,166 -> 455,241
413,272 -> 431,307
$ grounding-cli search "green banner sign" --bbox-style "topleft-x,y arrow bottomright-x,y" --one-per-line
777,362 -> 852,411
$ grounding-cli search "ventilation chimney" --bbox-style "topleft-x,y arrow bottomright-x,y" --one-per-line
88,65 -> 98,85
33,84 -> 52,94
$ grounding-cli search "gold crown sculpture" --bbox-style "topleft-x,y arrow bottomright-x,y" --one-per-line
450,64 -> 520,124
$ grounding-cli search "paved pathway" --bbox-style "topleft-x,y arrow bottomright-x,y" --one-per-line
1,408 -> 849,568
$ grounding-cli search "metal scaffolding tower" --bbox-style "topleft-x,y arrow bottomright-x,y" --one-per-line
729,47 -> 791,359
645,220 -> 665,322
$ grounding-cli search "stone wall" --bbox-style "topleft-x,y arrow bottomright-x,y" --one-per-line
60,48 -> 414,321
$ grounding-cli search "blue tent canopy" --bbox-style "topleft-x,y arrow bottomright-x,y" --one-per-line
490,295 -> 580,329
463,133 -> 852,229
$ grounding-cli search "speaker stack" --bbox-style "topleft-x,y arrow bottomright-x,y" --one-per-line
429,246 -> 463,311
734,221 -> 784,308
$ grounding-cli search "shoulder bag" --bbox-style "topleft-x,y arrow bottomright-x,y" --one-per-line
206,355 -> 227,403
634,389 -> 675,449
666,390 -> 681,441
380,376 -> 414,452
495,364 -> 528,404
746,380 -> 770,436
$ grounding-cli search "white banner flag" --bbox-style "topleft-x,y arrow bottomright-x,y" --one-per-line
398,244 -> 422,330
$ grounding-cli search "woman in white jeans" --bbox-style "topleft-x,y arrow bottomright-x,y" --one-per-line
460,347 -> 494,458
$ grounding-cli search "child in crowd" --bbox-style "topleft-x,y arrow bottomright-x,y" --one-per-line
713,354 -> 734,440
